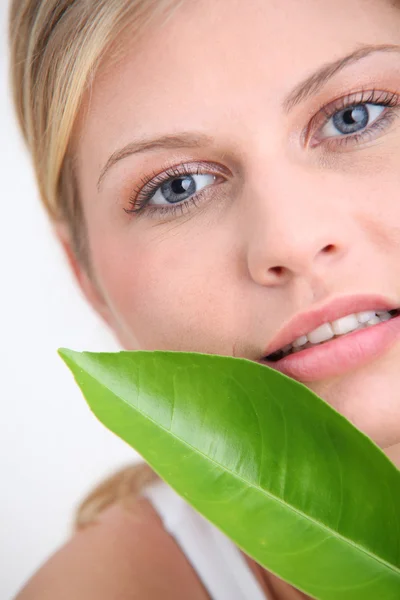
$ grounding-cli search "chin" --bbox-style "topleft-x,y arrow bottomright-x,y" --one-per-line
311,346 -> 400,449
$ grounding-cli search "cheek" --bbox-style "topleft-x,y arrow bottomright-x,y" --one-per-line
88,224 -> 236,351
358,183 -> 400,255
343,152 -> 400,257
310,341 -> 400,448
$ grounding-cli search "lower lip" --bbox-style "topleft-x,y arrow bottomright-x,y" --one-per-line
260,314 -> 400,382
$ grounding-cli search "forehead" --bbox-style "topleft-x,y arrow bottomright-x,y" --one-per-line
76,0 -> 399,190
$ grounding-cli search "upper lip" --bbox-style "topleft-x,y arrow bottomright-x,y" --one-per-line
263,294 -> 398,358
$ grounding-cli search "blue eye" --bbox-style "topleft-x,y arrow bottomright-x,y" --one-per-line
310,89 -> 400,148
321,103 -> 385,138
125,164 -> 225,219
150,173 -> 216,205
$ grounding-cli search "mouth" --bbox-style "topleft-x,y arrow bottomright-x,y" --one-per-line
258,302 -> 400,383
265,308 -> 400,362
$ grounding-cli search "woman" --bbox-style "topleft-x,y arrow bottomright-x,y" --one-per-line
9,0 -> 400,597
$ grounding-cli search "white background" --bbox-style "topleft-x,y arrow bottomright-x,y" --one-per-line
1,3 -> 141,598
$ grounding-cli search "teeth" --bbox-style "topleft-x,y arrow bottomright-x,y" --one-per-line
331,314 -> 359,336
356,311 -> 376,323
307,322 -> 334,344
292,335 -> 308,348
275,308 -> 398,358
376,311 -> 391,321
265,307 -> 400,362
366,316 -> 381,326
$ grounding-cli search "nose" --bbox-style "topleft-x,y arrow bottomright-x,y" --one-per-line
244,167 -> 349,287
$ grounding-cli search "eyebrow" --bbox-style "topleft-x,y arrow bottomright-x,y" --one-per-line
283,43 -> 400,112
97,133 -> 212,191
97,43 -> 400,191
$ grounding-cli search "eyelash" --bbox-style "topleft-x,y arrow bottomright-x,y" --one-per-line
125,163 -> 223,219
307,88 -> 400,148
125,88 -> 400,219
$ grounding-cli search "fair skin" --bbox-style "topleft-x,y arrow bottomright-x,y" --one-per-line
18,0 -> 400,598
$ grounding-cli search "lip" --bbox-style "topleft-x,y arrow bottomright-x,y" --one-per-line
259,313 -> 400,382
263,294 -> 398,356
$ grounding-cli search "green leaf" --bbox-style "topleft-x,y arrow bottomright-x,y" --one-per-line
58,348 -> 400,600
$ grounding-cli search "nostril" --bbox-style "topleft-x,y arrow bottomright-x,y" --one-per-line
269,266 -> 285,277
322,244 -> 336,254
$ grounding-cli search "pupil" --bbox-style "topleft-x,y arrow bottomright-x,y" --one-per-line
333,106 -> 369,134
333,105 -> 368,135
161,175 -> 196,203
344,107 -> 364,125
344,109 -> 356,125
171,177 -> 191,194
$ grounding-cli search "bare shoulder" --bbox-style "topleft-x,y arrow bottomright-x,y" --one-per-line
15,494 -> 210,600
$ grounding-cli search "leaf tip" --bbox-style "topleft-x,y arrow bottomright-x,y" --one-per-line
57,347 -> 82,369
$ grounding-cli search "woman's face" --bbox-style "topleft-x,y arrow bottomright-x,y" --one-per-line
73,0 -> 400,450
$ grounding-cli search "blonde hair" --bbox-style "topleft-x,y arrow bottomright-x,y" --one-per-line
7,0 -> 182,526
74,462 -> 160,531
8,0 -> 177,265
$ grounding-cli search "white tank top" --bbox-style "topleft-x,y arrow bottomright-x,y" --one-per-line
142,479 -> 269,600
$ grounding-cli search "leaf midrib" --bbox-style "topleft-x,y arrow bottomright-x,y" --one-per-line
82,365 -> 400,577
